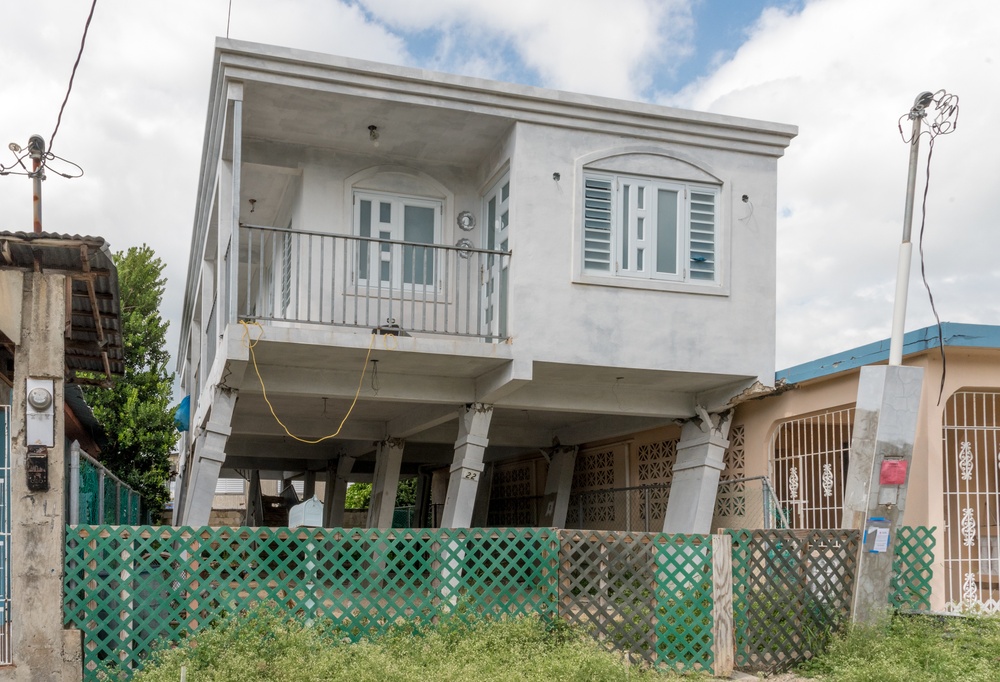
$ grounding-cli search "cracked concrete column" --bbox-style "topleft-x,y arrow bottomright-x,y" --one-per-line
441,403 -> 493,528
539,446 -> 578,528
662,412 -> 732,534
367,439 -> 405,529
842,365 -> 923,623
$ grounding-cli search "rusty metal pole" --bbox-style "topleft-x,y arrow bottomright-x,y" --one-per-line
27,134 -> 46,233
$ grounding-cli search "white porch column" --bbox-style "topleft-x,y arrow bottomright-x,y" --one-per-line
180,386 -> 238,527
367,439 -> 404,529
662,412 -> 732,534
441,403 -> 493,529
539,446 -> 578,528
324,455 -> 355,527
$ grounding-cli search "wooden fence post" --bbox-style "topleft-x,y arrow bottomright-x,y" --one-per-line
711,534 -> 734,678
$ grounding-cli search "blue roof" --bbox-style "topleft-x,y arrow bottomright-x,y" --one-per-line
776,323 -> 1000,385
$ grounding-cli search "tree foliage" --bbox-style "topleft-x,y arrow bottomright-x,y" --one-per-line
344,478 -> 417,510
84,245 -> 177,513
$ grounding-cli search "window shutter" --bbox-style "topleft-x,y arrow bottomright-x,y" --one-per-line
583,176 -> 613,271
688,190 -> 716,281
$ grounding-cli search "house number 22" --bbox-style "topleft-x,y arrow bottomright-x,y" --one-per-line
463,470 -> 479,481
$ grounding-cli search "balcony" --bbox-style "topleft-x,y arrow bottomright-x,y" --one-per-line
230,224 -> 510,342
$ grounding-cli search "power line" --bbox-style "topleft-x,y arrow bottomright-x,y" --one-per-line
49,0 -> 99,153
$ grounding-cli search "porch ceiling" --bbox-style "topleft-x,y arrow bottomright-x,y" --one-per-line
242,81 -> 514,167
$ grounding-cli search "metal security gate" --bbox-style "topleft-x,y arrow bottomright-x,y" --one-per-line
942,390 -> 1000,612
0,406 -> 10,664
770,407 -> 854,529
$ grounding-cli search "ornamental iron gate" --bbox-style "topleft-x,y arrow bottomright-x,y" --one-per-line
770,407 -> 855,529
0,407 -> 10,665
942,390 -> 1000,612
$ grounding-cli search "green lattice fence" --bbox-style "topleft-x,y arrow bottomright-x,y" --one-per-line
728,529 -> 859,673
65,526 -> 559,678
558,530 -> 715,672
65,526 -> 731,680
890,526 -> 936,611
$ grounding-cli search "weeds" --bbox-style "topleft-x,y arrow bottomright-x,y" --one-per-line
797,613 -> 1000,682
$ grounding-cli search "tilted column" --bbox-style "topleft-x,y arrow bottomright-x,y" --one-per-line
181,386 -> 238,527
367,439 -> 405,529
440,403 -> 493,528
324,455 -> 355,527
662,411 -> 732,534
244,469 -> 263,526
539,446 -> 579,528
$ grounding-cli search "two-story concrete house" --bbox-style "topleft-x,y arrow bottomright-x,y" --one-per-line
172,39 -> 796,531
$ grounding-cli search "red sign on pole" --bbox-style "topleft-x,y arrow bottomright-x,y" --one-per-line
880,459 -> 908,485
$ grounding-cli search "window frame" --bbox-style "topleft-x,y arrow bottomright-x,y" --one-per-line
578,170 -> 725,294
353,189 -> 442,289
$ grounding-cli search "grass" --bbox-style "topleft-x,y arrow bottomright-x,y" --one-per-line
795,613 -> 1000,682
128,605 -> 699,681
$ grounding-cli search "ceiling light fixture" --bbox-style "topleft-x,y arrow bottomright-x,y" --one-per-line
368,124 -> 380,148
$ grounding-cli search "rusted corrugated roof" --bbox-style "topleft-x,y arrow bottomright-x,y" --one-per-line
0,231 -> 125,381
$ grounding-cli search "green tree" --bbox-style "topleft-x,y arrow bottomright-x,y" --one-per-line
343,478 -> 417,510
84,245 -> 177,513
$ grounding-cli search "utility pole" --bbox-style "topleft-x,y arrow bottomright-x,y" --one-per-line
843,90 -> 957,622
27,134 -> 46,233
888,92 -> 934,365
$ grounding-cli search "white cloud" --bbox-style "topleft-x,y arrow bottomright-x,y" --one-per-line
671,0 -> 1000,367
358,0 -> 696,99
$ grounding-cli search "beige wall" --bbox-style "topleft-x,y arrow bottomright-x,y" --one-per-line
733,346 -> 1000,610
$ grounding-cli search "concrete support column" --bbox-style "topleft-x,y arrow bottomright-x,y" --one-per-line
842,365 -> 923,623
367,439 -> 405,529
245,470 -> 262,526
324,455 -> 355,527
180,386 -> 238,527
441,403 -> 493,529
540,446 -> 579,528
303,470 -> 316,500
662,412 -> 732,534
413,471 -> 431,529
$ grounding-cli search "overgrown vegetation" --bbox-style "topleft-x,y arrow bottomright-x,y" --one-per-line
84,245 -> 176,513
131,605 -> 686,681
797,613 -> 1000,682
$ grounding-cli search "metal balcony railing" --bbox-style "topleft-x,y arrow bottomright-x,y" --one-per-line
235,224 -> 510,340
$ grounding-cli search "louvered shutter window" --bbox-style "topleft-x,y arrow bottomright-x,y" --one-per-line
688,190 -> 716,281
583,176 -> 613,271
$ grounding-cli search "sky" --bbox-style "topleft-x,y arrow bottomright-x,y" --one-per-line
1,0 -> 996,377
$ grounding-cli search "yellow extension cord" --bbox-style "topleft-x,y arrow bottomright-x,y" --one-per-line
239,320 -> 376,444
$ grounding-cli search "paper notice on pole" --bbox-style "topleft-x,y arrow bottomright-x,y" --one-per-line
873,527 -> 891,553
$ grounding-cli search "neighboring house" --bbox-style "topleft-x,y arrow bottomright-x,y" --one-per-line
730,322 -> 1000,613
173,39 -> 797,533
0,231 -> 124,679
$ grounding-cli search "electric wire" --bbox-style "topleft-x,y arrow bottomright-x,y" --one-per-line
240,320 -> 376,444
898,90 -> 959,405
49,0 -> 98,153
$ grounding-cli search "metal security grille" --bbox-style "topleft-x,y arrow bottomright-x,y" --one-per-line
942,390 -> 1000,612
770,407 -> 854,529
727,528 -> 859,673
0,406 -> 10,665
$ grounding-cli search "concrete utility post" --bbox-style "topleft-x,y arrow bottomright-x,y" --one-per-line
844,90 -> 957,622
27,134 -> 46,233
